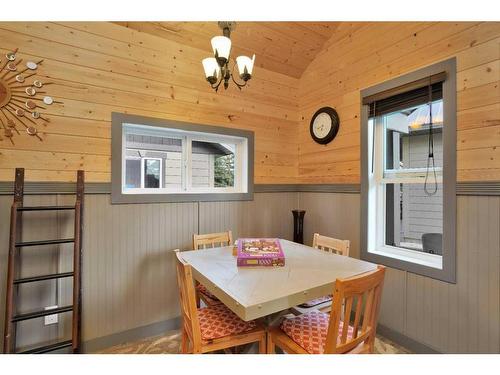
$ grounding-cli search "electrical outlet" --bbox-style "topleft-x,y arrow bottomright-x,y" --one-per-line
44,305 -> 58,325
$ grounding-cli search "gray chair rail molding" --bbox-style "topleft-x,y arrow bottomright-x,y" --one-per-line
1,182 -> 500,196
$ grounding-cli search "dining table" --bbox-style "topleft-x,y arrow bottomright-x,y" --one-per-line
179,238 -> 377,322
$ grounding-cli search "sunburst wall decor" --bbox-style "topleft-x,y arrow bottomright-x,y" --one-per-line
0,48 -> 59,144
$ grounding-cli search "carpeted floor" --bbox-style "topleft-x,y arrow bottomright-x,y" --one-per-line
99,330 -> 411,354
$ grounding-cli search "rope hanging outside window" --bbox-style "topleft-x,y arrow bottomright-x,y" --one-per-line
424,75 -> 438,196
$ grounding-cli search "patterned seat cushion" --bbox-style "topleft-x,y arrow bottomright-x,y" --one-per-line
280,311 -> 354,354
198,303 -> 257,341
298,295 -> 332,308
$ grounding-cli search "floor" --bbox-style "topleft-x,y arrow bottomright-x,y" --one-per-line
98,330 -> 411,354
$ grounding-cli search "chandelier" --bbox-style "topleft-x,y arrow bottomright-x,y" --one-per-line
202,22 -> 255,92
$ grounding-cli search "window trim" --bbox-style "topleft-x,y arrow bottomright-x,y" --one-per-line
142,157 -> 163,189
360,58 -> 456,283
111,112 -> 254,204
123,156 -> 165,191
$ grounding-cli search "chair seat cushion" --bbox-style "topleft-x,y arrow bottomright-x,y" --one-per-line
198,303 -> 257,341
298,295 -> 332,308
280,311 -> 354,354
197,284 -> 219,301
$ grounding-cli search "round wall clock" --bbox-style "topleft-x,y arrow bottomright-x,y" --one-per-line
309,106 -> 340,145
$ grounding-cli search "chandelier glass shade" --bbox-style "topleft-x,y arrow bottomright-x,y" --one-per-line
236,55 -> 255,80
211,36 -> 232,65
202,57 -> 220,85
202,22 -> 255,92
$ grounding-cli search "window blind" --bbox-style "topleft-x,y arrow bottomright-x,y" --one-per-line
364,72 -> 446,118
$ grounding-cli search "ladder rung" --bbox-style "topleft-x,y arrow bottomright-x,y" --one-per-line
15,238 -> 75,247
12,305 -> 73,322
4,169 -> 84,354
18,339 -> 73,354
14,272 -> 74,284
17,205 -> 75,212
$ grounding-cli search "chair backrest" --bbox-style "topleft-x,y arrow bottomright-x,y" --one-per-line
324,265 -> 386,354
312,233 -> 350,256
193,230 -> 233,250
174,250 -> 202,350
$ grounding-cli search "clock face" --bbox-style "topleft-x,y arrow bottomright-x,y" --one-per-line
312,112 -> 332,139
309,107 -> 340,145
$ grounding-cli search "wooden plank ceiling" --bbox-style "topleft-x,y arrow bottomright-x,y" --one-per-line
113,22 -> 339,78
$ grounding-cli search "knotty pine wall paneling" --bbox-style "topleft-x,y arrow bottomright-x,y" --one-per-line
0,22 -> 300,184
298,22 -> 500,183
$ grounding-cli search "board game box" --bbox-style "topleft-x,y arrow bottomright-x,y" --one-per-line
236,238 -> 285,267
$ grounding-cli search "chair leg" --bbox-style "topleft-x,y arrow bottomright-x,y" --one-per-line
259,335 -> 267,354
195,281 -> 201,308
181,327 -> 189,354
266,333 -> 275,354
368,337 -> 376,354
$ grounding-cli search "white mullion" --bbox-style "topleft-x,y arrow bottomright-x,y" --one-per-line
367,118 -> 376,251
234,141 -> 241,191
373,116 -> 386,250
140,158 -> 145,189
374,116 -> 385,185
158,158 -> 163,189
122,129 -> 125,191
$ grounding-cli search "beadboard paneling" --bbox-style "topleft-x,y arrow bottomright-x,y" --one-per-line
0,195 -> 63,351
199,192 -> 298,241
80,195 -> 197,340
378,267 -> 407,334
405,196 -> 500,353
298,192 -> 500,353
299,192 -> 361,258
2,191 -> 498,353
0,192 -> 298,350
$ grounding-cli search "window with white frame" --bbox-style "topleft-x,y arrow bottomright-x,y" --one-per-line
361,59 -> 457,283
121,123 -> 249,195
368,97 -> 444,270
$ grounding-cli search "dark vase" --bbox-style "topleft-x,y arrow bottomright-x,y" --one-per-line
292,209 -> 306,244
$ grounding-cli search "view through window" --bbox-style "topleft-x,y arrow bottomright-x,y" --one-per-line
361,59 -> 456,282
366,79 -> 446,269
382,100 -> 443,255
122,124 -> 247,194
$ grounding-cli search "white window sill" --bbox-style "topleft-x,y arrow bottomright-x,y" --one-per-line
369,245 -> 442,269
123,189 -> 244,195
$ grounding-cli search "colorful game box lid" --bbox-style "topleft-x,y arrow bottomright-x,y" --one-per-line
236,238 -> 285,267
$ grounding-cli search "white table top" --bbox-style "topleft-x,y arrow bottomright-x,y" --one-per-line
180,239 -> 377,321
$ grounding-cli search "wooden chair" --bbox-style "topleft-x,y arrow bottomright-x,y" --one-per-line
192,230 -> 233,306
267,265 -> 386,354
174,250 -> 266,354
292,233 -> 351,314
193,230 -> 233,250
313,233 -> 350,256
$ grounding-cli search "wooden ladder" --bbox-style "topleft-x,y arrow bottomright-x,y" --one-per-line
2,168 -> 84,354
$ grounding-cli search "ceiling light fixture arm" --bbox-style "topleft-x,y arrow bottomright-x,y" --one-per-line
231,63 -> 248,90
208,71 -> 224,92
